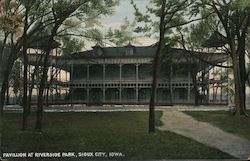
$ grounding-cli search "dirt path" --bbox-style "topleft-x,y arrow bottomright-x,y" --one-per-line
157,110 -> 250,159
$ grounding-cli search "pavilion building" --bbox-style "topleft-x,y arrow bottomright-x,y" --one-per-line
45,43 -> 229,105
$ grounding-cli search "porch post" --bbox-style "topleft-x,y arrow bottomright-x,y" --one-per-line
103,64 -> 106,103
188,71 -> 191,102
136,64 -> 139,102
87,64 -> 90,104
207,67 -> 210,103
119,64 -> 122,103
70,63 -> 73,107
170,65 -> 173,104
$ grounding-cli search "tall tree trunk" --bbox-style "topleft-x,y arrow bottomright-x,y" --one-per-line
22,6 -> 30,131
28,54 -> 43,114
35,61 -> 50,132
239,59 -> 247,115
234,34 -> 247,116
232,51 -> 247,115
149,0 -> 166,134
35,55 -> 50,131
0,58 -> 15,115
247,71 -> 250,86
35,24 -> 60,132
22,52 -> 28,130
46,86 -> 49,107
0,33 -> 9,61
191,70 -> 199,106
239,41 -> 247,113
6,84 -> 9,105
0,76 -> 8,114
34,1 -> 85,131
27,71 -> 35,114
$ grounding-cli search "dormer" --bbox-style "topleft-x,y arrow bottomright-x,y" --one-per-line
92,43 -> 103,56
125,42 -> 134,56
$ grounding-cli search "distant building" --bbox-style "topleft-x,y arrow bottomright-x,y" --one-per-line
43,43 -> 228,105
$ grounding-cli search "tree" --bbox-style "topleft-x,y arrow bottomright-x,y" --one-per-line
0,0 -> 62,115
148,0 -> 166,133
192,0 -> 250,115
34,0 -> 119,132
0,0 -> 24,114
132,0 -> 203,133
0,0 -> 119,132
173,8 -> 242,107
21,0 -> 33,131
246,29 -> 250,86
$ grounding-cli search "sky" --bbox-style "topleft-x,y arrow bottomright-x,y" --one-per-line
89,0 -> 158,48
100,0 -> 148,30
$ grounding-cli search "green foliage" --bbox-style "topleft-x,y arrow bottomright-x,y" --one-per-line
233,0 -> 250,10
53,0 -> 120,51
131,0 -> 197,43
85,28 -> 103,45
0,0 -> 24,34
60,35 -> 85,54
187,20 -> 213,48
0,0 -> 120,52
106,17 -> 137,46
196,0 -> 249,40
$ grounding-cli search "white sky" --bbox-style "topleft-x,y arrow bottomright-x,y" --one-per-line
100,0 -> 148,30
87,0 -> 158,49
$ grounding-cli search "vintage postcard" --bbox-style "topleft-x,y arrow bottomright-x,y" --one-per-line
0,0 -> 250,161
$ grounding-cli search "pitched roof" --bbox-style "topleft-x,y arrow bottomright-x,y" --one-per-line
27,36 -> 61,50
63,46 -> 155,58
62,45 -> 228,65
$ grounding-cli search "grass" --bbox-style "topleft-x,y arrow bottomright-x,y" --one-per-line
2,111 -> 233,159
185,110 -> 250,141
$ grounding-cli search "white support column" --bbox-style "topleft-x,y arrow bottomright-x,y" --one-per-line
220,63 -> 223,103
188,71 -> 191,102
70,63 -> 74,106
54,48 -> 58,101
103,64 -> 106,102
119,64 -> 122,103
226,56 -> 231,105
65,69 -> 67,82
28,65 -> 31,80
87,64 -> 90,103
59,68 -> 61,99
213,67 -> 215,102
136,64 -> 139,102
207,67 -> 210,103
170,65 -> 173,103
65,66 -> 69,98
87,64 -> 90,80
50,66 -> 53,101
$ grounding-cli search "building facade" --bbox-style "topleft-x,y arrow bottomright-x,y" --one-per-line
51,44 -> 229,105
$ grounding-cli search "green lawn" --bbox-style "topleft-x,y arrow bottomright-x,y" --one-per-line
185,110 -> 250,141
2,112 -> 233,159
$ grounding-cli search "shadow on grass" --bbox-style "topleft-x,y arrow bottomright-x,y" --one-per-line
2,111 -> 233,160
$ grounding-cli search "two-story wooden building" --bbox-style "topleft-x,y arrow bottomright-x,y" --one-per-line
49,43 -> 228,105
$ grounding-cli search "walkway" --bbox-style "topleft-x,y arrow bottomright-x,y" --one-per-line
157,110 -> 250,159
4,104 -> 238,113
